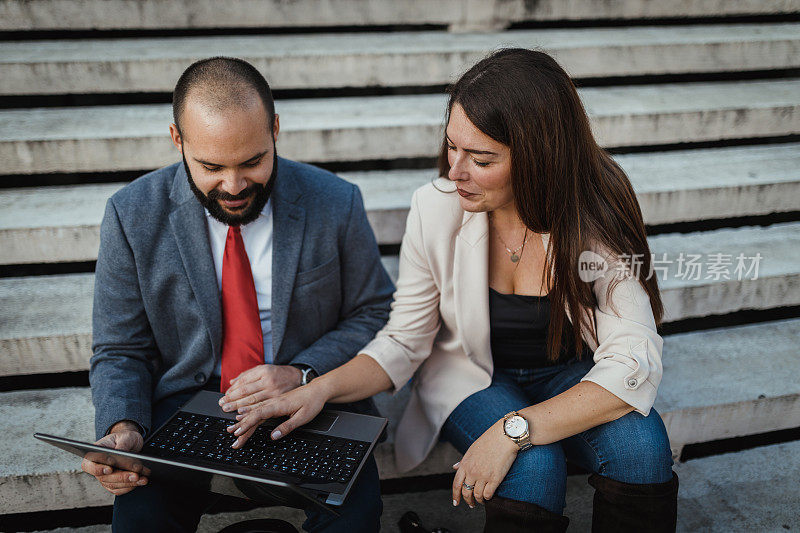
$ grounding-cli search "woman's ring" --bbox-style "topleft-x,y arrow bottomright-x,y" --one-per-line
462,482 -> 475,491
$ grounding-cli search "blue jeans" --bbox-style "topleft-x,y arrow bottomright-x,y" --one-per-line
441,356 -> 674,515
112,388 -> 382,532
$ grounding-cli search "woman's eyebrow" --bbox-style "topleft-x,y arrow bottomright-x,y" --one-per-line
445,134 -> 498,156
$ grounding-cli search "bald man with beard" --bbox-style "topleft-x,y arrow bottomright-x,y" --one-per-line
81,57 -> 393,532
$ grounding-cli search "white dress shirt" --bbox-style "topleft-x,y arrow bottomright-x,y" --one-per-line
205,199 -> 273,375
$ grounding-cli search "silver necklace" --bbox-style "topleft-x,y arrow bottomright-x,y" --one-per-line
495,226 -> 529,263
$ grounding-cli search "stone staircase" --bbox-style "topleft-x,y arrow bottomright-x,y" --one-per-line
1,1 -> 799,531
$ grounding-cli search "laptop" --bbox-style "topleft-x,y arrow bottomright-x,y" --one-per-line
35,390 -> 387,516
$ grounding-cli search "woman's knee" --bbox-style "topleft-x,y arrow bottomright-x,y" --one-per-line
495,443 -> 568,514
599,408 -> 674,484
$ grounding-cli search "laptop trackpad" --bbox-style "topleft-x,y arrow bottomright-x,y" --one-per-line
300,412 -> 337,432
181,390 -> 338,432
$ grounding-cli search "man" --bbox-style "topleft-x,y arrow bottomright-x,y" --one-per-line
81,57 -> 394,532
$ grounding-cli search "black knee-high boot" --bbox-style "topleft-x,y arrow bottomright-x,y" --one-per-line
588,471 -> 679,532
484,495 -> 570,533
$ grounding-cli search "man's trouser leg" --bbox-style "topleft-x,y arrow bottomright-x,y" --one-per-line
301,453 -> 382,533
112,390 -> 220,532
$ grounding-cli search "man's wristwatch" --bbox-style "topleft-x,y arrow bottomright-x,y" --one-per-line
292,364 -> 318,386
502,411 -> 533,451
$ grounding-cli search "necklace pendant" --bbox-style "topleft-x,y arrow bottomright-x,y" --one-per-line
510,253 -> 520,263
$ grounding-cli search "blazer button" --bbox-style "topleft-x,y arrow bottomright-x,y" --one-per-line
627,378 -> 638,388
195,372 -> 206,384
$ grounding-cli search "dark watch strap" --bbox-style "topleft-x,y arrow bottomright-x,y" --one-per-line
292,364 -> 318,385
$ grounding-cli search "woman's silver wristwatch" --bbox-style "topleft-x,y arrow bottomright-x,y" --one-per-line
502,411 -> 533,451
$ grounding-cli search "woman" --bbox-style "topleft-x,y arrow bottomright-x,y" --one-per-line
222,49 -> 678,531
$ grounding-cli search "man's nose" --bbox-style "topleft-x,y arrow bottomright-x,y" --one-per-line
219,171 -> 249,196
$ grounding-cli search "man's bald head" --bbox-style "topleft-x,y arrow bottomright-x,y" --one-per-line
172,57 -> 275,138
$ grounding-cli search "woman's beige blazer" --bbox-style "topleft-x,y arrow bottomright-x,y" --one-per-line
360,179 -> 664,473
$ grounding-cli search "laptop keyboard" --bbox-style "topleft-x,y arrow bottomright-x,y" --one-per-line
143,413 -> 369,485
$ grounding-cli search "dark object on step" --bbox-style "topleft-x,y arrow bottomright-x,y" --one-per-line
399,510 -> 452,533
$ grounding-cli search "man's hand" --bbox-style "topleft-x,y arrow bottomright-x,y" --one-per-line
219,364 -> 303,413
80,421 -> 146,496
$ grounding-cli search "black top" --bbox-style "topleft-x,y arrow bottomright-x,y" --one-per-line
489,287 -> 588,369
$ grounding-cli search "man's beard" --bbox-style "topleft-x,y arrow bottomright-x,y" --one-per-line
184,147 -> 277,226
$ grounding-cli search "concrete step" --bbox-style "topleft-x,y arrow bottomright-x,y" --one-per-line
6,318 -> 800,515
650,222 -> 800,321
655,318 -> 800,456
24,440 -> 800,531
4,23 -> 799,95
3,0 -> 797,32
0,273 -> 94,377
2,78 -> 799,174
4,143 -> 798,265
2,222 -> 799,377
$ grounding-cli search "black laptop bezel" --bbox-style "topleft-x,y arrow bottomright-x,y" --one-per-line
34,432 -> 339,516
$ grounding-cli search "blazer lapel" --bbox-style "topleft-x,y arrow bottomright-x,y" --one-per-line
453,210 -> 492,370
168,165 -> 222,359
270,160 -> 306,360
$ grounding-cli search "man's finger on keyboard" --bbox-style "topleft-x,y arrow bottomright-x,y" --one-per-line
223,379 -> 262,402
230,365 -> 265,386
222,388 -> 268,413
221,369 -> 262,402
236,391 -> 266,409
236,381 -> 265,400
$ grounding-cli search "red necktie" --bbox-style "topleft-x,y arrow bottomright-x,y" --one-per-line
220,225 -> 264,393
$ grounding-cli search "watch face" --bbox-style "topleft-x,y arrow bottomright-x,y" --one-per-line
504,416 -> 527,438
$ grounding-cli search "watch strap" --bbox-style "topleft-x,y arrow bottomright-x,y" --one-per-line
291,364 -> 317,386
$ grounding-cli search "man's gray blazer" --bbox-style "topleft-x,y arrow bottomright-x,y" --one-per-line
90,157 -> 395,440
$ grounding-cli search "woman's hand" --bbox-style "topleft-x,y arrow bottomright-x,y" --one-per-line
226,379 -> 331,449
452,419 -> 519,508
218,364 -> 303,413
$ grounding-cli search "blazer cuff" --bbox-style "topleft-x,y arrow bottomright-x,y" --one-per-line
289,353 -> 337,379
104,419 -> 145,437
580,356 -> 657,416
95,407 -> 151,442
359,336 -> 417,394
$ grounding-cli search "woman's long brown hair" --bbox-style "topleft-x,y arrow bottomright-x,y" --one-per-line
438,48 -> 664,362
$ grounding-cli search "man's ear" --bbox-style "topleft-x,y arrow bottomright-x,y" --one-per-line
272,114 -> 280,143
169,123 -> 183,153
